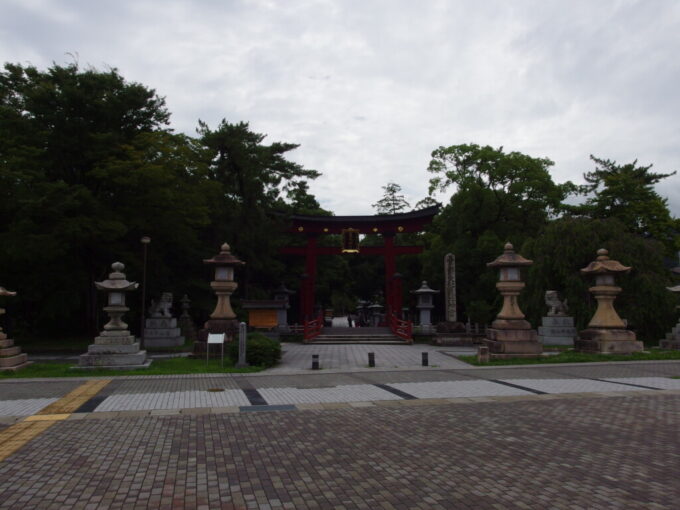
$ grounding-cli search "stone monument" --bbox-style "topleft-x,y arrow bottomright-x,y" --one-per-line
575,249 -> 643,354
178,294 -> 198,343
483,243 -> 542,359
79,262 -> 151,368
659,283 -> 680,350
437,253 -> 465,334
142,292 -> 185,348
537,290 -> 577,346
194,243 -> 245,354
0,287 -> 31,371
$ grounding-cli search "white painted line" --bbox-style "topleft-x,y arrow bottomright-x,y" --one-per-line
390,380 -> 532,398
93,390 -> 250,411
0,398 -> 59,416
258,385 -> 402,404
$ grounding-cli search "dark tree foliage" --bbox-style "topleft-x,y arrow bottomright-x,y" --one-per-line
420,143 -> 576,323
197,120 -> 321,300
0,63 -> 324,338
575,155 -> 679,252
0,62 -> 213,336
522,217 -> 677,343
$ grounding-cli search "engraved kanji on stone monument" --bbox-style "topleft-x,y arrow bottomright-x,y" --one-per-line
444,253 -> 457,322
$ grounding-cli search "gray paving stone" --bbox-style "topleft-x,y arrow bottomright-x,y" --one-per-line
258,384 -> 402,404
0,380 -> 83,400
1,395 -> 679,509
389,380 -> 532,398
0,397 -> 58,416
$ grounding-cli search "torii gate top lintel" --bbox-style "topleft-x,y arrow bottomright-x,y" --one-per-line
286,205 -> 439,235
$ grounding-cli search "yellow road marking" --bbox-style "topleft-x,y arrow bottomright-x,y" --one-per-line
24,414 -> 71,422
0,379 -> 112,462
37,379 -> 111,414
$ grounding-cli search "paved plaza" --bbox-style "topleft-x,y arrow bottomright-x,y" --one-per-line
1,348 -> 680,508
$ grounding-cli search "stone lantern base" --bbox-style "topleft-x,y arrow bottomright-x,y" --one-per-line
575,328 -> 643,354
0,334 -> 31,372
483,319 -> 542,359
79,330 -> 151,369
660,323 -> 680,350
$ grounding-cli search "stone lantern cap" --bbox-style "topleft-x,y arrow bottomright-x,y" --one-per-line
667,285 -> 680,293
580,249 -> 631,275
487,243 -> 533,268
0,287 -> 17,297
411,281 -> 440,294
203,243 -> 245,267
94,262 -> 139,292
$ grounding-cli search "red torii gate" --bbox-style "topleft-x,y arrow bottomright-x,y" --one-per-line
280,206 -> 439,322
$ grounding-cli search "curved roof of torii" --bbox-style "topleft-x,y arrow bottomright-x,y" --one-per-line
286,205 -> 440,235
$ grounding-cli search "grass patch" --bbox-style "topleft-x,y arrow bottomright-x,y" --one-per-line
459,349 -> 680,366
0,357 -> 265,379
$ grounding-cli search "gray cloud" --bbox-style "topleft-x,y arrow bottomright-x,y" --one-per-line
1,0 -> 679,215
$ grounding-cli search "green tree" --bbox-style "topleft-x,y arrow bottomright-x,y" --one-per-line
197,120 -> 321,298
421,143 -> 576,323
522,217 -> 676,344
0,62 -> 212,336
373,182 -> 410,214
576,155 -> 678,251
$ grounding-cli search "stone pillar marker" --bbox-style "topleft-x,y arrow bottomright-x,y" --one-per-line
236,321 -> 248,368
537,291 -> 577,346
79,262 -> 151,368
575,248 -> 643,354
483,243 -> 542,359
0,287 -> 31,371
445,253 -> 457,322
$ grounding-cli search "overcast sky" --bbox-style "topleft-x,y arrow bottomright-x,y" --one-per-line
2,0 -> 680,215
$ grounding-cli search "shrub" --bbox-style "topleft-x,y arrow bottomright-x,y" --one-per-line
228,332 -> 281,367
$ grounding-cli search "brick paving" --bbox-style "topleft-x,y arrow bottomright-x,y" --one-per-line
1,394 -> 680,509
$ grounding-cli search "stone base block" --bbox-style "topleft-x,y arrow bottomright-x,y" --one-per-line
539,336 -> 575,346
87,342 -> 142,354
575,328 -> 643,354
143,336 -> 185,348
145,318 -> 177,329
0,361 -> 33,372
75,360 -> 153,371
660,340 -> 680,349
0,338 -> 13,348
484,338 -> 542,355
144,327 -> 182,338
0,353 -> 28,368
435,335 -> 484,346
486,328 -> 538,342
79,351 -> 148,367
93,334 -> 137,345
0,346 -> 21,357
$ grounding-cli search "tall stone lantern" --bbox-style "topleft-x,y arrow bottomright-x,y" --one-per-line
575,249 -> 643,354
483,243 -> 542,358
411,281 -> 439,333
79,262 -> 150,368
200,243 -> 245,344
0,287 -> 30,371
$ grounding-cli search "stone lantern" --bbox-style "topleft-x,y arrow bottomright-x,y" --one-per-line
411,281 -> 439,333
79,262 -> 150,368
274,283 -> 295,330
0,287 -> 30,371
483,243 -> 542,358
368,302 -> 383,327
576,248 -> 643,354
201,243 -> 245,339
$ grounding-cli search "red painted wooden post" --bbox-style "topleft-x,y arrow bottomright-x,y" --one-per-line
305,236 -> 318,319
384,234 -> 396,314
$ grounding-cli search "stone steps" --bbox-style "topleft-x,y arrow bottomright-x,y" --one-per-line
310,333 -> 407,345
